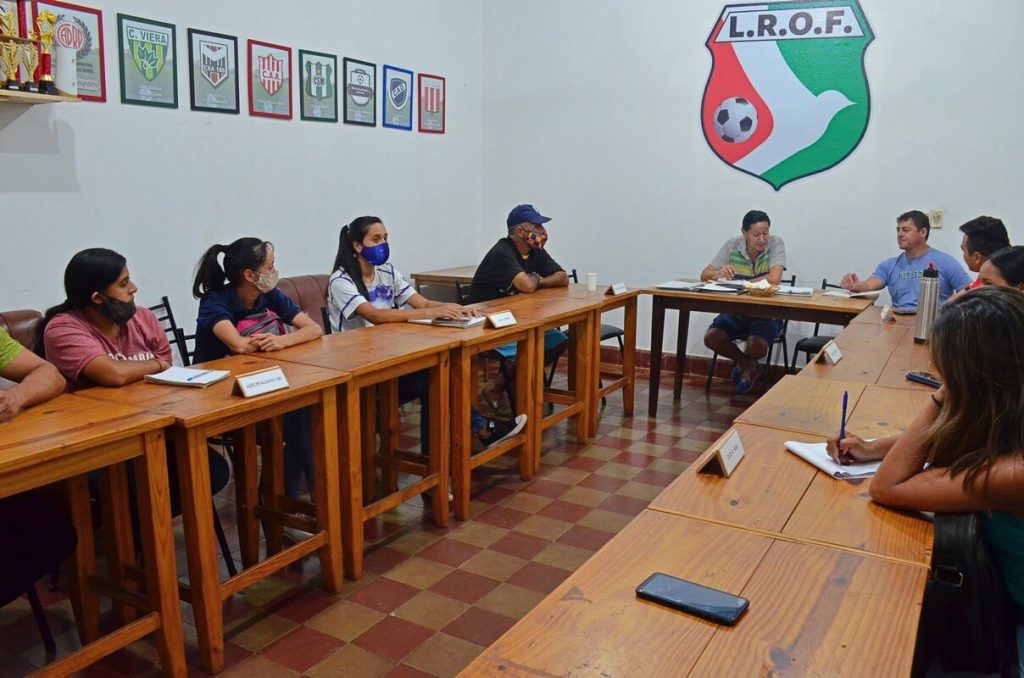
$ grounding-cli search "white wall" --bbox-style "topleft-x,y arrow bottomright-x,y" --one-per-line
480,0 -> 1024,357
1,0 -> 483,327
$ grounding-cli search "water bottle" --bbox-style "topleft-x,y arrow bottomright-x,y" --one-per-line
913,264 -> 940,344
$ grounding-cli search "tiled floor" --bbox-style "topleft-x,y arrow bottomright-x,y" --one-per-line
0,372 -> 760,678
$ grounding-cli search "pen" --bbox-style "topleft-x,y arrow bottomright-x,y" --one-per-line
186,370 -> 213,382
838,390 -> 851,464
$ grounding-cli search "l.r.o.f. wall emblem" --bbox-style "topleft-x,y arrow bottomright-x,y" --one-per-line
702,1 -> 874,190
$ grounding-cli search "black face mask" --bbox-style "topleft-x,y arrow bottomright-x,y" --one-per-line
97,298 -> 137,324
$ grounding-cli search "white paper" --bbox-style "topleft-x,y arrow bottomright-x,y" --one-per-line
408,316 -> 485,328
656,280 -> 702,290
784,441 -> 881,479
698,283 -> 745,293
776,285 -> 815,296
824,290 -> 880,299
144,366 -> 230,387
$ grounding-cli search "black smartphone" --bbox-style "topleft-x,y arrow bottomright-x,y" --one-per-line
906,371 -> 942,388
636,572 -> 749,625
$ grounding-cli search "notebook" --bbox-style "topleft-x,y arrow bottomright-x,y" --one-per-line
824,289 -> 881,299
784,440 -> 881,479
144,366 -> 231,388
776,285 -> 816,296
408,316 -> 486,328
655,280 -> 702,291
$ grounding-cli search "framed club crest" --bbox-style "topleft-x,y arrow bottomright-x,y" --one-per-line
248,38 -> 291,119
343,57 -> 375,126
382,64 -> 413,131
187,28 -> 238,113
32,0 -> 106,101
298,49 -> 336,122
418,73 -> 444,134
117,13 -> 176,107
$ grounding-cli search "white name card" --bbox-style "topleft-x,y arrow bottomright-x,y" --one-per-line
232,366 -> 290,398
818,339 -> 844,365
880,304 -> 896,322
697,429 -> 746,478
487,310 -> 517,328
606,282 -> 627,296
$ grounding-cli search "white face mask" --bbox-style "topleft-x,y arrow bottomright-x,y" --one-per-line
254,271 -> 279,293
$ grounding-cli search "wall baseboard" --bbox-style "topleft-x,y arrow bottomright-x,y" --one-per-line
599,346 -> 793,382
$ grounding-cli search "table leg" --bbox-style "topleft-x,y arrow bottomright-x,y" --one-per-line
174,426 -> 224,673
64,473 -> 100,644
673,308 -> 690,399
235,424 -> 260,569
428,353 -> 451,525
135,430 -> 186,677
574,314 -> 594,445
623,297 -> 638,416
531,327 -> 545,474
338,382 -> 364,580
311,389 -> 343,593
379,380 -> 400,494
648,297 -> 666,417
516,330 -> 537,480
260,419 -> 285,557
588,310 -> 602,439
359,386 -> 377,502
97,463 -> 136,626
451,346 -> 473,521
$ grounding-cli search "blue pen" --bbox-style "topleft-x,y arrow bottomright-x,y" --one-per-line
839,389 -> 848,444
186,370 -> 213,382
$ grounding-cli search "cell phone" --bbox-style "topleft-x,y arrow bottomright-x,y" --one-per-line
906,371 -> 942,388
636,572 -> 749,625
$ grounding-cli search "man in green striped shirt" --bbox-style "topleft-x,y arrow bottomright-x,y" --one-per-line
700,210 -> 786,393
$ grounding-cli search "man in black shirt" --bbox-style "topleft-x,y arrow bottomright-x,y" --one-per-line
470,204 -> 569,303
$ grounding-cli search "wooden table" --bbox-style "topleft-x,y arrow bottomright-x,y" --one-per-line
844,384 -> 935,440
0,394 -> 185,677
850,305 -> 917,326
269,325 -> 459,579
460,511 -> 926,677
409,265 -> 477,302
645,287 -> 873,416
876,341 -> 936,390
81,356 -> 347,674
797,322 -> 911,384
733,375 -> 867,438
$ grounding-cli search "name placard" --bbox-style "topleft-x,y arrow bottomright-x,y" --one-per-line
880,304 -> 896,322
487,310 -> 517,328
818,339 -> 844,365
697,429 -> 745,478
605,282 -> 628,296
232,366 -> 290,398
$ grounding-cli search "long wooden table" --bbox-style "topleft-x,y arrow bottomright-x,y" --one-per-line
645,287 -> 873,416
0,394 -> 185,677
80,355 -> 347,674
460,511 -> 926,677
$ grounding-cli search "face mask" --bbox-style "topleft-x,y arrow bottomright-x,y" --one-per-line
360,242 -> 390,266
97,297 -> 137,324
524,231 -> 547,251
254,271 -> 279,293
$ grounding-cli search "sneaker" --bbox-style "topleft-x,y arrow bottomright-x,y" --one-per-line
730,365 -> 744,389
282,524 -> 311,544
480,414 -> 528,449
735,365 -> 763,395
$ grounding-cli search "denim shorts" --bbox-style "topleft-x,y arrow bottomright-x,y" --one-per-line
708,313 -> 784,344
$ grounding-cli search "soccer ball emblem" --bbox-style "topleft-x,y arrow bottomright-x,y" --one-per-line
713,97 -> 758,143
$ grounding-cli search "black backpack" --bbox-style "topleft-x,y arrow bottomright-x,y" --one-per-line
912,512 -> 1019,677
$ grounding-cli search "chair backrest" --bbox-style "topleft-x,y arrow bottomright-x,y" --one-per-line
569,269 -> 579,284
174,328 -> 195,366
783,274 -> 797,286
454,280 -> 470,305
821,278 -> 844,291
0,309 -> 44,354
147,295 -> 190,366
278,274 -> 331,332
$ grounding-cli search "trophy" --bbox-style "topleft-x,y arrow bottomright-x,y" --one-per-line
20,37 -> 38,93
35,10 -> 56,94
1,41 -> 18,90
0,6 -> 16,39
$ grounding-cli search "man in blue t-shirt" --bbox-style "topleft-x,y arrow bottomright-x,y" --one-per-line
841,210 -> 971,308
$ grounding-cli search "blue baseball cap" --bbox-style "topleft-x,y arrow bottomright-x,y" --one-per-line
507,204 -> 551,229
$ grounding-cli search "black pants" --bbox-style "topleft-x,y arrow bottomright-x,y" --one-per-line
0,489 -> 77,606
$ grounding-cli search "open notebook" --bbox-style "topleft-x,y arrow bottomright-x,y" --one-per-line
655,280 -> 745,294
784,440 -> 881,479
144,366 -> 231,388
408,316 -> 486,328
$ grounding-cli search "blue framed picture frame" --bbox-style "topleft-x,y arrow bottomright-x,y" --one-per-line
381,64 -> 413,130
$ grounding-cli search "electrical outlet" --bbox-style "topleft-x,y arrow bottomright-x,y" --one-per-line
929,209 -> 944,229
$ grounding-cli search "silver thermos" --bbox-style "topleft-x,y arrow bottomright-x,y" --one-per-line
913,264 -> 940,344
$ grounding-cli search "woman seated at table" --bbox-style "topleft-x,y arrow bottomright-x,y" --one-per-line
827,286 -> 1024,671
42,248 -> 230,511
979,245 -> 1024,291
0,328 -> 75,615
193,237 -> 322,499
328,216 -> 526,450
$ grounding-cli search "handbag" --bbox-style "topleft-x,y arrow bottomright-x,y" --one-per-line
235,310 -> 286,337
911,512 -> 1019,677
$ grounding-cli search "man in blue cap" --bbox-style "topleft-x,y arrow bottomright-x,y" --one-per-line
470,204 -> 569,303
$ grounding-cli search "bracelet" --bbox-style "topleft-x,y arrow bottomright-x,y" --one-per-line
930,394 -> 942,408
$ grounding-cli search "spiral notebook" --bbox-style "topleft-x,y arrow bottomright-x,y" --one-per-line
784,440 -> 881,479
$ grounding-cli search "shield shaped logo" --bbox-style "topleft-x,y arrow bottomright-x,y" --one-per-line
304,60 -> 333,100
127,25 -> 169,82
388,77 -> 408,110
347,68 -> 373,106
199,41 -> 228,88
259,54 -> 283,96
701,1 -> 874,190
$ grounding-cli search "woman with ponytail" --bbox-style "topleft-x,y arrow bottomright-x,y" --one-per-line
193,237 -> 322,499
328,217 -> 526,453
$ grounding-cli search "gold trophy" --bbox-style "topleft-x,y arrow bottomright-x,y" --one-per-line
36,10 -> 56,94
1,41 -> 18,90
20,36 -> 38,93
0,6 -> 16,38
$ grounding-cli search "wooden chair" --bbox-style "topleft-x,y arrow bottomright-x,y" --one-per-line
790,278 -> 845,371
705,275 -> 795,391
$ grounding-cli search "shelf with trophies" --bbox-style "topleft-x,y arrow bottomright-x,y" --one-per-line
0,9 -> 78,104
